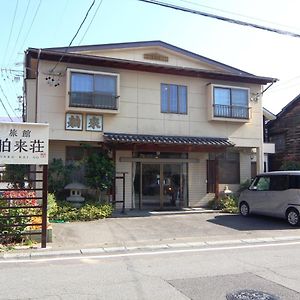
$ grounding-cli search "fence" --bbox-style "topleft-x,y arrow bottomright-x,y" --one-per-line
0,165 -> 48,248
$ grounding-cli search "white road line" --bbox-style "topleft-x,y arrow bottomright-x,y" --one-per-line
2,240 -> 300,264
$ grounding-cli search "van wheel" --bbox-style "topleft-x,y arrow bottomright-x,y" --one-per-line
240,202 -> 250,217
286,208 -> 299,226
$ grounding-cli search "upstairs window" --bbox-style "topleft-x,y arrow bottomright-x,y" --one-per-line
161,84 -> 187,114
69,71 -> 118,110
213,86 -> 249,119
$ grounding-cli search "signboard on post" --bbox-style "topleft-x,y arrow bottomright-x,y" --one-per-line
0,122 -> 49,165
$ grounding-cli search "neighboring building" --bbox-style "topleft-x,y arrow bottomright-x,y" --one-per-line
24,41 -> 276,209
248,107 -> 276,178
267,94 -> 300,171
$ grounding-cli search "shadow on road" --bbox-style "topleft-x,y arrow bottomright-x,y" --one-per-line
207,214 -> 297,231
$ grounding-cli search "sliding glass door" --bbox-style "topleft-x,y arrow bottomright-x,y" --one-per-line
133,162 -> 188,210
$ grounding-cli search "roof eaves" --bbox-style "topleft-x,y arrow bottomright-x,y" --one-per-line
276,93 -> 300,119
26,48 -> 277,84
42,40 -> 255,76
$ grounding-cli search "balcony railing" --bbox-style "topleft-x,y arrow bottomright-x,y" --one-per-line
69,92 -> 118,110
213,104 -> 250,119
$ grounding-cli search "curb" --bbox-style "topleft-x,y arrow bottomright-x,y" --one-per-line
112,209 -> 220,218
1,235 -> 300,261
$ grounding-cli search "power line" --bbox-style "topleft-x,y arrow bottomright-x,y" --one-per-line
1,0 -> 19,67
51,0 -> 70,41
177,0 -> 300,32
7,0 -> 31,67
50,0 -> 96,73
2,70 -> 18,99
0,96 -> 13,121
138,0 -> 300,38
14,0 -> 42,65
0,82 -> 18,118
79,0 -> 104,45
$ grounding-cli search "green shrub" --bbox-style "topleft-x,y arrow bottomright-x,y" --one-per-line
47,193 -> 58,217
85,153 -> 115,193
280,160 -> 300,171
208,195 -> 238,213
48,159 -> 78,197
219,195 -> 239,213
48,194 -> 113,222
3,164 -> 30,188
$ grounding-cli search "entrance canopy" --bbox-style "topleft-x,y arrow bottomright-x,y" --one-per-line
104,132 -> 234,150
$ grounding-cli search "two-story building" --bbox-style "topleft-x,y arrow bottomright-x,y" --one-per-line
267,94 -> 300,170
24,41 -> 276,209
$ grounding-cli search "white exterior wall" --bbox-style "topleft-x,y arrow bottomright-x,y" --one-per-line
24,45 -> 268,208
26,59 -> 263,151
188,152 -> 210,207
49,141 -> 66,161
115,150 -> 132,209
240,151 -> 251,183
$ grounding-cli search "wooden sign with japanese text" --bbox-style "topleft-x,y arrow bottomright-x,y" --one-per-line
0,122 -> 49,165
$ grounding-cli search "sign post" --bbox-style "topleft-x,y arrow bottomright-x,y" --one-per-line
0,122 -> 49,248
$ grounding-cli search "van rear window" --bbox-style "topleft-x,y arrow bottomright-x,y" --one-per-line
289,175 -> 300,189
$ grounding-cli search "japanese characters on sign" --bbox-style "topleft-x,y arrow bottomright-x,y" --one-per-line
0,122 -> 49,165
86,114 -> 103,132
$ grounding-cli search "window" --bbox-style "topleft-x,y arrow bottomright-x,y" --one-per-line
251,175 -> 289,191
213,86 -> 249,119
66,146 -> 101,162
255,176 -> 270,191
69,71 -> 118,110
209,151 -> 240,184
289,175 -> 300,189
161,84 -> 187,114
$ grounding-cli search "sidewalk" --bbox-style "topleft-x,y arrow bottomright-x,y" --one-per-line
1,210 -> 300,260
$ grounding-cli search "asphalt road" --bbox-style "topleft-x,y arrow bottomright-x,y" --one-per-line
2,241 -> 300,299
51,212 -> 300,250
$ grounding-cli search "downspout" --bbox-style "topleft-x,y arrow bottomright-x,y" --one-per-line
35,49 -> 42,123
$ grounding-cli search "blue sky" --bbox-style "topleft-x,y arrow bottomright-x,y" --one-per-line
1,0 -> 300,119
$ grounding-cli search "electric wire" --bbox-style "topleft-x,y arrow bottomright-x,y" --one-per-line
78,0 -> 104,45
3,70 -> 18,98
1,0 -> 19,67
138,0 -> 300,38
50,0 -> 96,73
14,0 -> 42,65
0,96 -> 13,121
177,0 -> 300,32
0,82 -> 19,118
7,0 -> 31,68
51,0 -> 70,41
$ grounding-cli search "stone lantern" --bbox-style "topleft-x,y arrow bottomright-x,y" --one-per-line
64,182 -> 87,207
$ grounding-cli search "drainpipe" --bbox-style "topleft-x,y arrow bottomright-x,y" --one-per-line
35,49 -> 42,123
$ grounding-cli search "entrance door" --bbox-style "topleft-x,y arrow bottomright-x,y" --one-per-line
138,163 -> 186,209
207,160 -> 216,193
162,164 -> 181,208
141,164 -> 161,209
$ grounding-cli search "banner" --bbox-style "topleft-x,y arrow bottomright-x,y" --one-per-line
0,122 -> 49,165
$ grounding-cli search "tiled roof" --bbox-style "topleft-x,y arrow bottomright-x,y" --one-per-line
104,133 -> 234,147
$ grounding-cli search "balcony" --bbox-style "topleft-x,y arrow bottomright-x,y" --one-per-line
213,104 -> 250,120
68,92 -> 119,112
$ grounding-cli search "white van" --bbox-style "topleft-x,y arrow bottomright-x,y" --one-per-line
239,171 -> 300,226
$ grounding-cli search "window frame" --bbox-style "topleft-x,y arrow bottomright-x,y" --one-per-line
210,84 -> 250,120
66,68 -> 120,113
161,83 -> 188,115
